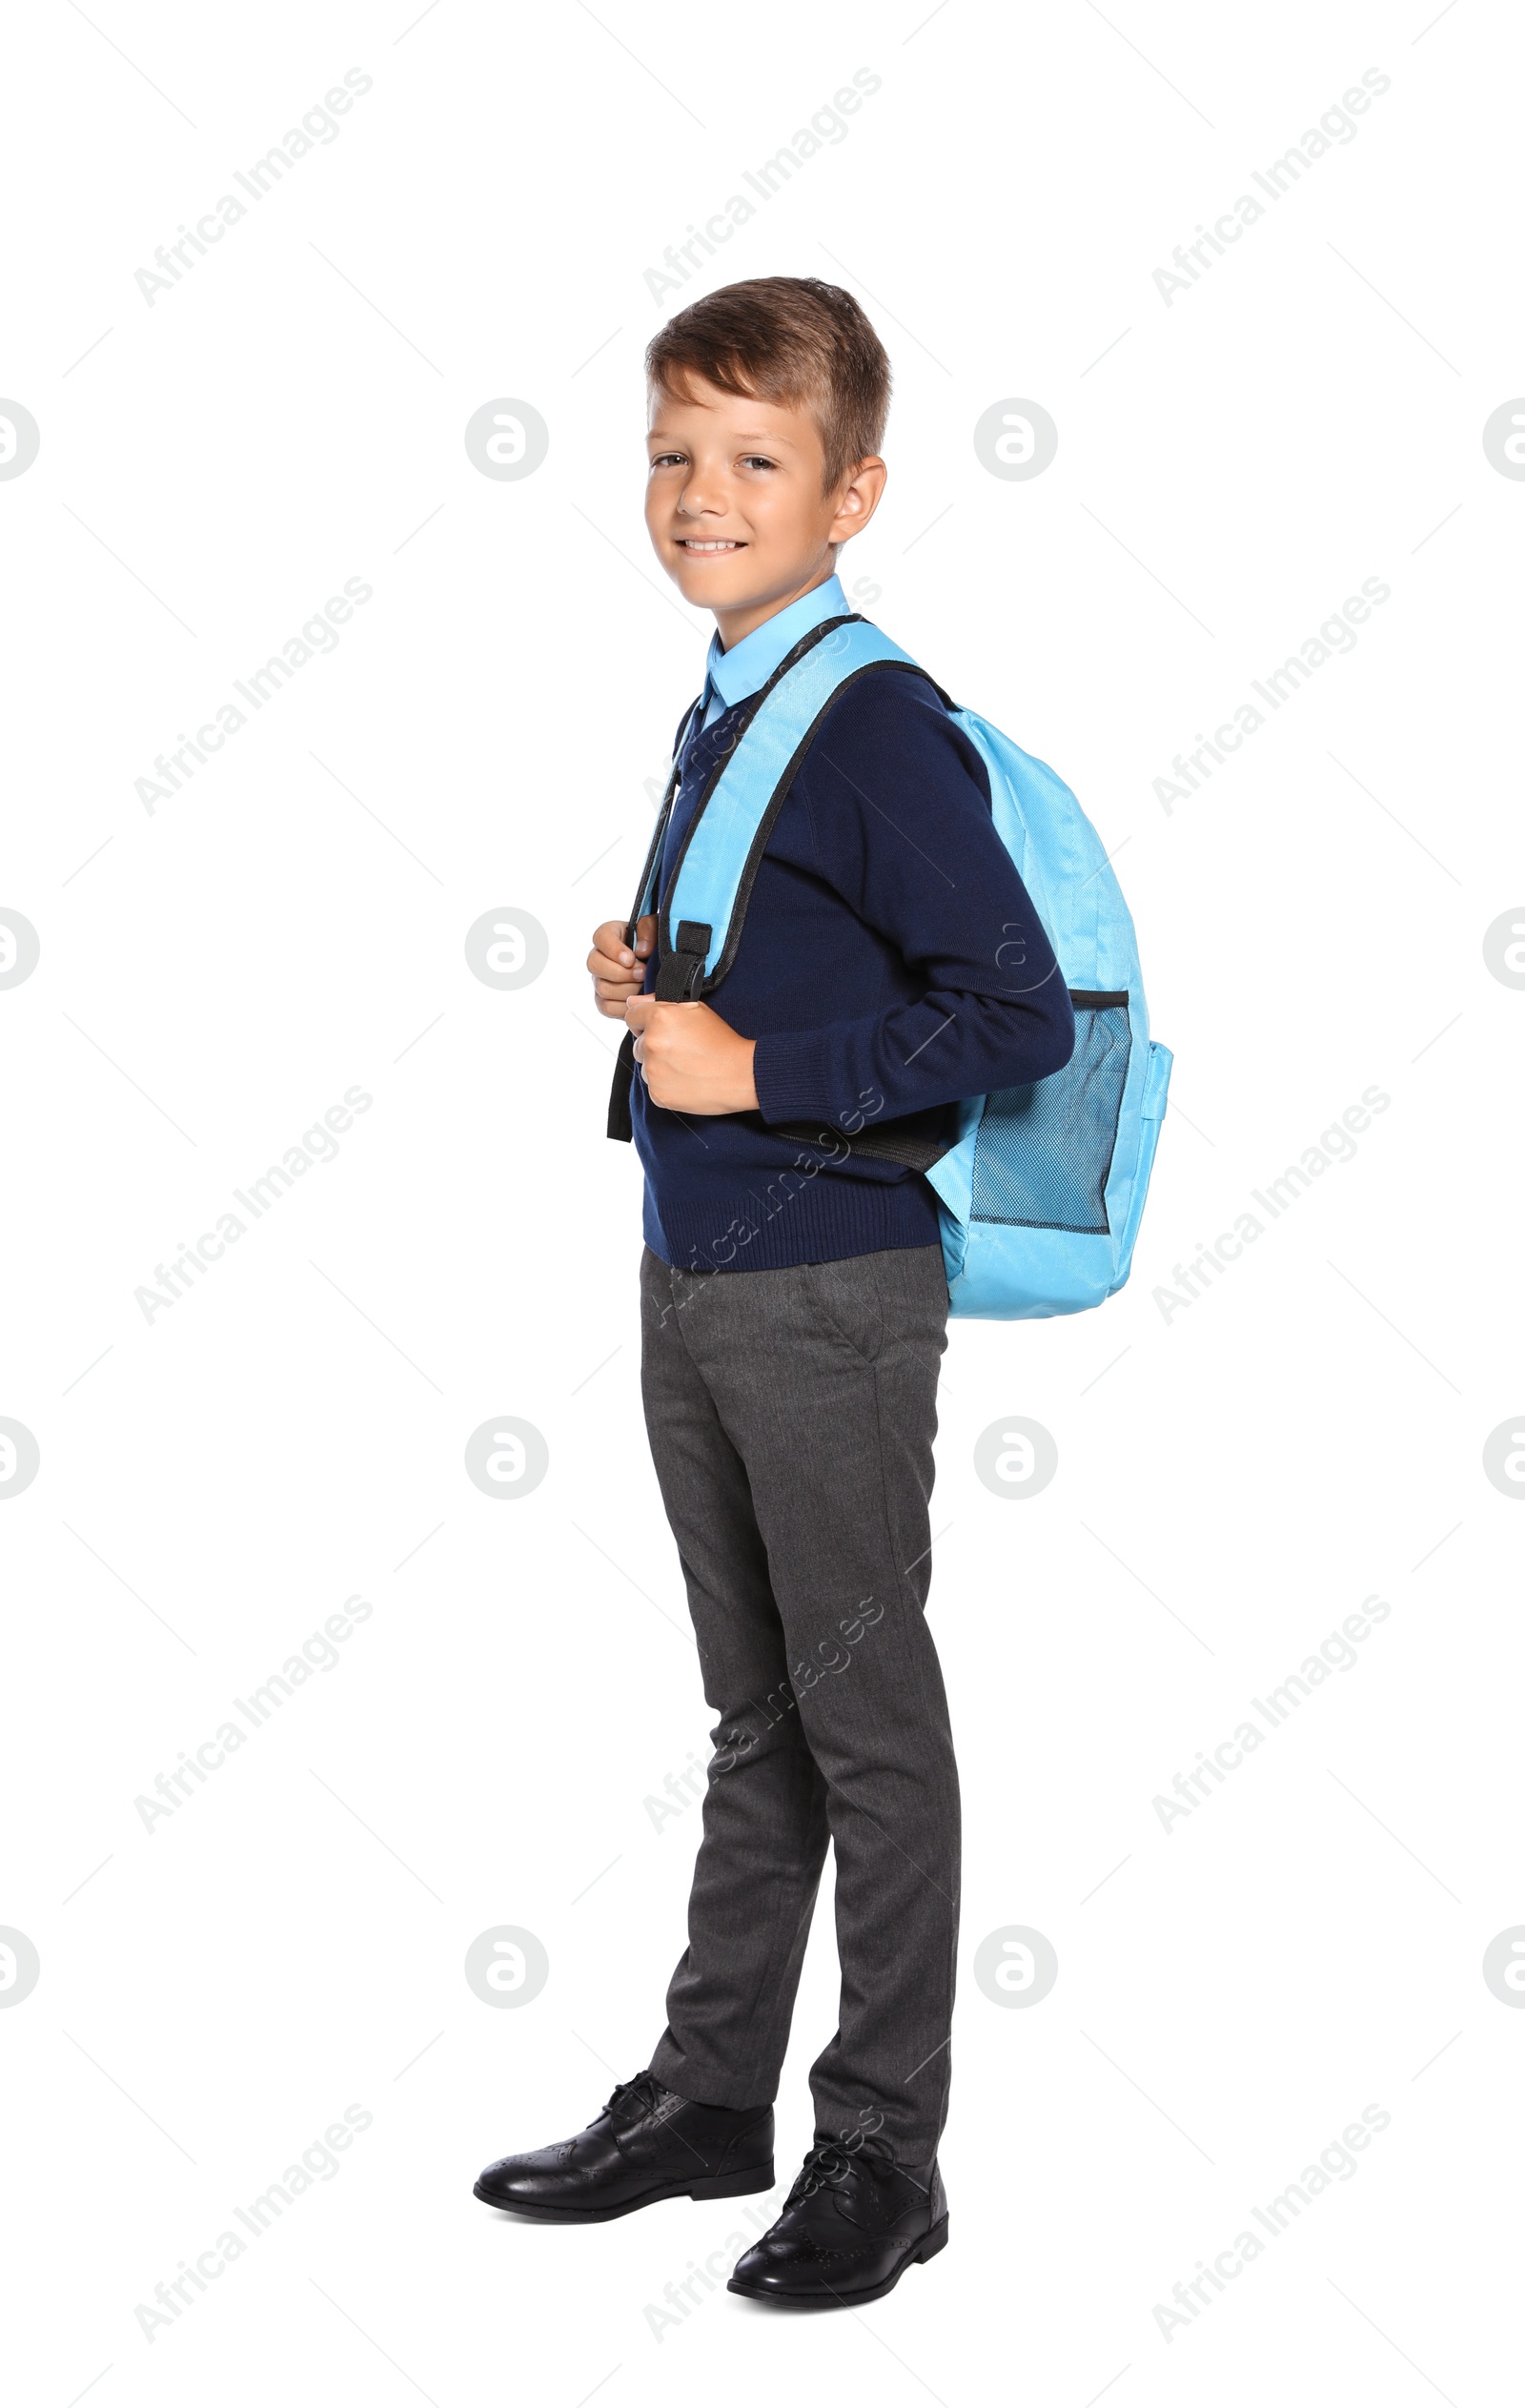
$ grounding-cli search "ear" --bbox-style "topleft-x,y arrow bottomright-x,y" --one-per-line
828,456 -> 887,547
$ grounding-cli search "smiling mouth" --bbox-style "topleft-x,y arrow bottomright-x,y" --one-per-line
677,538 -> 744,553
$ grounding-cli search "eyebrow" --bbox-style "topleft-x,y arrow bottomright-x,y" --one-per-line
646,428 -> 799,450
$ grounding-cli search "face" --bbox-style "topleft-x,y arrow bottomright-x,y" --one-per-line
644,378 -> 885,645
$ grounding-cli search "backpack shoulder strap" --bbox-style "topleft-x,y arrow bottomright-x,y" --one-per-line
622,692 -> 703,949
605,692 -> 702,1142
606,617 -> 946,1141
658,614 -> 931,998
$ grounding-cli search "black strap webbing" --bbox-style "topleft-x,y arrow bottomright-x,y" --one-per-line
607,920 -> 713,1140
607,1031 -> 636,1142
653,919 -> 712,1003
607,704 -> 702,1143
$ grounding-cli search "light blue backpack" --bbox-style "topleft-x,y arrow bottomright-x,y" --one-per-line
610,615 -> 1172,1319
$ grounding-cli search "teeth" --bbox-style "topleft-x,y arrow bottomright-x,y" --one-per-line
681,540 -> 741,551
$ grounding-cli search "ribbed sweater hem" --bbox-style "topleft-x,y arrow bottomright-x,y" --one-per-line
647,1174 -> 944,1273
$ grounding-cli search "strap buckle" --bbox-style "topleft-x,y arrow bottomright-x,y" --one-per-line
654,918 -> 712,1002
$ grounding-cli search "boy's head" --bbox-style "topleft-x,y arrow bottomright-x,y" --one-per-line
644,276 -> 890,644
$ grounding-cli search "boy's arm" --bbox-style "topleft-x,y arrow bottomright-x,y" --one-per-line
751,678 -> 1074,1132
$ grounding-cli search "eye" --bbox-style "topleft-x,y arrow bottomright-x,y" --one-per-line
740,454 -> 777,472
648,450 -> 686,470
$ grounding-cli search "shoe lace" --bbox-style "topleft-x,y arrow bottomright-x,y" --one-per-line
790,2142 -> 857,2198
790,2133 -> 902,2200
606,2072 -> 663,2122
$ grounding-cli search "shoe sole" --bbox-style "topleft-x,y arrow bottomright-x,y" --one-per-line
726,2214 -> 948,2309
474,2161 -> 774,2224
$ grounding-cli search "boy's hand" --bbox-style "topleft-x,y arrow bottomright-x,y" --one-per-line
626,996 -> 759,1114
588,915 -> 655,1017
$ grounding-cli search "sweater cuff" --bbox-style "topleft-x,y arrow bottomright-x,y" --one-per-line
751,1028 -> 837,1127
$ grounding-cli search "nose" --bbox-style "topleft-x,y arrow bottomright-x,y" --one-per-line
676,474 -> 725,519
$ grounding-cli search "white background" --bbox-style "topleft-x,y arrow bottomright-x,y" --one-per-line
3,1 -> 1520,2401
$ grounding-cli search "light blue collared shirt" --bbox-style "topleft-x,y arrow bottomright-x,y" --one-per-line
698,572 -> 850,726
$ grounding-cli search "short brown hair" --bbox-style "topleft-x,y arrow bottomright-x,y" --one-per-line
646,276 -> 890,494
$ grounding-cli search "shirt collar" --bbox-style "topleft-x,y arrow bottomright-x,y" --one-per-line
703,572 -> 850,713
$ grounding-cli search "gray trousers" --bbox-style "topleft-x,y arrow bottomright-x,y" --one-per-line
641,1243 -> 959,2172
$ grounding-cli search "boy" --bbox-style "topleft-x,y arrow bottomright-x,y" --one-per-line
475,277 -> 1074,2305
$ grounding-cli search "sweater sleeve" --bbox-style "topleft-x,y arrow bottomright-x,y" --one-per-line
749,675 -> 1075,1130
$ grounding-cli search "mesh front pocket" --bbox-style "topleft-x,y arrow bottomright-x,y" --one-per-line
969,995 -> 1131,1234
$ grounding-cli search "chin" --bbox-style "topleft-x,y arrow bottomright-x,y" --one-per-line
670,563 -> 755,607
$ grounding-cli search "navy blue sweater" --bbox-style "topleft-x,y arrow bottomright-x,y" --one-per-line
632,667 -> 1075,1272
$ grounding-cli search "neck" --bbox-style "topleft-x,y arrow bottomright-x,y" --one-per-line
713,558 -> 837,651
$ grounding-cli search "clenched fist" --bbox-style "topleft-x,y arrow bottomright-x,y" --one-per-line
625,995 -> 758,1115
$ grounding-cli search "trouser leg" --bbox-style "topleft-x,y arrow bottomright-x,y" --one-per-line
641,1244 -> 958,2169
641,1250 -> 830,2108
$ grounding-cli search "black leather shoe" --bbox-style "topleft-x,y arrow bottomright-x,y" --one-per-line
727,2142 -> 947,2306
474,2072 -> 774,2223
